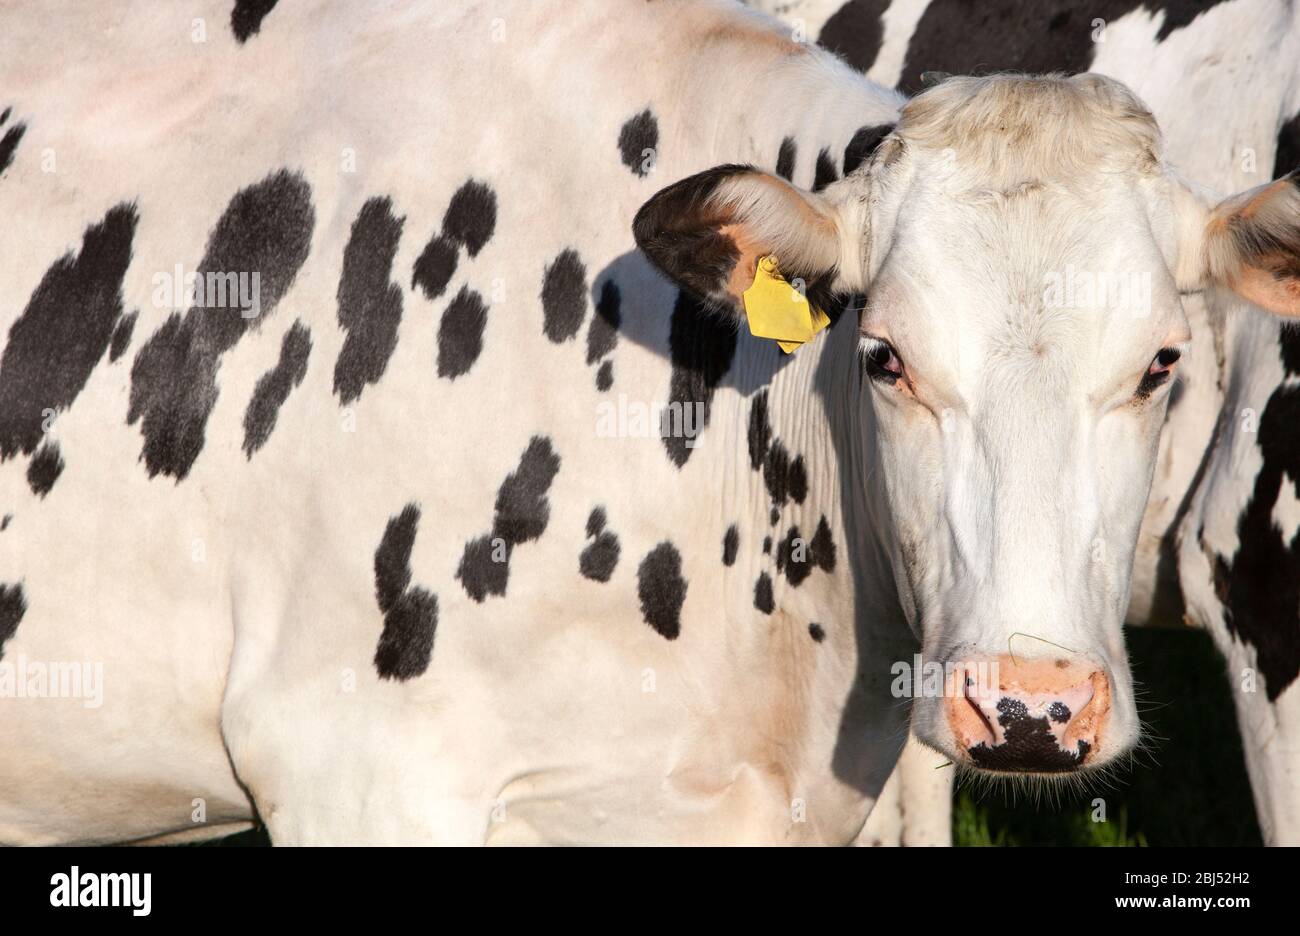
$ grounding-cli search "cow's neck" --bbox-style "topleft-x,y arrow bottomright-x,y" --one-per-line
700,306 -> 917,810
695,42 -> 910,644
640,12 -> 917,809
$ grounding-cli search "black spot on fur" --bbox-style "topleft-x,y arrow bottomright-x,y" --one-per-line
108,311 -> 138,363
818,0 -> 887,72
776,137 -> 797,182
774,528 -> 793,570
411,235 -> 458,300
243,320 -> 311,457
596,360 -> 614,391
747,390 -> 771,471
581,533 -> 620,583
762,535 -> 772,554
437,286 -> 489,379
411,181 -> 497,300
494,437 -> 561,544
900,0 -> 1230,93
1282,323 -> 1300,378
27,442 -> 63,497
638,542 -> 687,639
1212,551 -> 1233,608
0,204 -> 136,460
618,109 -> 659,177
662,290 -> 737,467
776,525 -> 815,586
374,587 -> 439,681
1275,110 -> 1300,178
808,622 -> 826,643
231,0 -> 279,42
372,504 -> 438,681
968,697 -> 1089,772
770,506 -> 780,526
580,510 -> 620,583
458,535 -> 507,600
812,148 -> 838,192
0,514 -> 10,531
722,524 -> 739,566
772,518 -> 835,584
788,456 -> 808,504
457,436 -> 561,602
441,181 -> 497,257
541,249 -> 588,343
1149,0 -> 1230,39
129,170 -> 314,479
0,582 -> 26,659
374,505 -> 418,617
843,124 -> 894,175
754,572 -> 774,615
811,515 -> 837,572
586,280 -> 621,364
763,439 -> 791,507
1047,701 -> 1071,724
334,196 -> 404,404
1214,379 -> 1300,700
0,120 -> 26,176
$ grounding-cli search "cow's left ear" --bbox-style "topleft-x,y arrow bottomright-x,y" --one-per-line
1180,172 -> 1300,317
633,164 -> 865,316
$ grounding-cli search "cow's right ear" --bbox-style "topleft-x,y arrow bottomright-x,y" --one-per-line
633,164 -> 863,316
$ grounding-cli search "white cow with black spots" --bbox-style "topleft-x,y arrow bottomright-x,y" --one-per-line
2,0 -> 1299,845
753,0 -> 1300,845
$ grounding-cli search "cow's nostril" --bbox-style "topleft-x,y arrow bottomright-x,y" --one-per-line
942,656 -> 1112,773
963,684 -> 998,746
944,665 -> 999,750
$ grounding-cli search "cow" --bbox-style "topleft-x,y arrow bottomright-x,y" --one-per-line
750,0 -> 1300,846
2,0 -> 1298,845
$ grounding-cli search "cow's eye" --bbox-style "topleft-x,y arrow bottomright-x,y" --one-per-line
1148,347 -> 1181,375
862,337 -> 904,383
1138,347 -> 1181,396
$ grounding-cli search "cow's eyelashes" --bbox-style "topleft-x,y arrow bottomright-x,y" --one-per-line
861,337 -> 904,384
1137,347 -> 1181,397
1148,347 -> 1181,373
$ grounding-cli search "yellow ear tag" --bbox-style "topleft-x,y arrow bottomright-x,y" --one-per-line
742,256 -> 831,353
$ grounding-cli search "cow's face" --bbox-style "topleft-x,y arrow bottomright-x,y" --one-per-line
635,74 -> 1300,777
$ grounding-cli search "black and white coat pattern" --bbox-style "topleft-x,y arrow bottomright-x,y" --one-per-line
2,0 -> 1299,847
0,0 -> 909,844
752,0 -> 1300,845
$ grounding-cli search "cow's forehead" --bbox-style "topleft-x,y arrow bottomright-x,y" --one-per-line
870,185 -> 1182,360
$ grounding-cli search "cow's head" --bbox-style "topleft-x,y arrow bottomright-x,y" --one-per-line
634,74 -> 1300,776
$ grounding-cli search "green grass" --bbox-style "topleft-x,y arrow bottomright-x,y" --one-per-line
953,626 -> 1261,846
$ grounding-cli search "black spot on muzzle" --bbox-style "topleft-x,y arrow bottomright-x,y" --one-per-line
968,697 -> 1090,773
